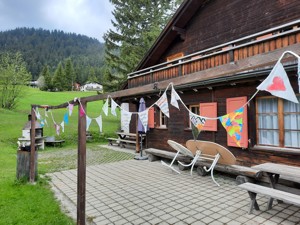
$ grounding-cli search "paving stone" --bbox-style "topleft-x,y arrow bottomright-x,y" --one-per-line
48,155 -> 300,225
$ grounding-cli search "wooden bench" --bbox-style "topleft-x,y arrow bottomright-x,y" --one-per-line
44,136 -> 65,147
107,137 -> 136,148
145,148 -> 262,179
107,138 -> 120,146
239,182 -> 300,214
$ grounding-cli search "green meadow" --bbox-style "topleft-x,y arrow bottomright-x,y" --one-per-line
0,87 -> 121,225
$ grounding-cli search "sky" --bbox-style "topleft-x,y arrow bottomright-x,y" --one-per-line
0,0 -> 114,42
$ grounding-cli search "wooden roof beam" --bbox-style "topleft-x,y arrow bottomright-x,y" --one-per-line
172,26 -> 186,41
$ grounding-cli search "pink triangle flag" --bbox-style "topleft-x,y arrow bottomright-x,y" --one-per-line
257,62 -> 298,103
80,105 -> 85,117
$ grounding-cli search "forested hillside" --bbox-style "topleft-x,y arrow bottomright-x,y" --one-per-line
0,27 -> 105,83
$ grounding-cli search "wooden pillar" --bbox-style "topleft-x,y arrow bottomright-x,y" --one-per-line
77,100 -> 87,225
29,106 -> 36,183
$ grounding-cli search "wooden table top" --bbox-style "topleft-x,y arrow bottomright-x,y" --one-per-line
252,163 -> 300,180
116,132 -> 146,137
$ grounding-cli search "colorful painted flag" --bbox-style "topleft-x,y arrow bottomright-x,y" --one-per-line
68,103 -> 74,116
95,115 -> 102,133
257,62 -> 298,103
79,105 -> 85,117
219,107 -> 244,147
189,112 -> 206,140
111,99 -> 118,116
102,98 -> 109,116
86,116 -> 92,131
121,110 -> 132,132
138,109 -> 149,132
156,92 -> 170,117
63,112 -> 69,125
170,86 -> 181,109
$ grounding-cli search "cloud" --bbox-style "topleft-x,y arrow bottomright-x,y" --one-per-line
0,0 -> 114,42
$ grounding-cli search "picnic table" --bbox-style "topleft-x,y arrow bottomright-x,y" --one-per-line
107,132 -> 146,149
239,162 -> 300,214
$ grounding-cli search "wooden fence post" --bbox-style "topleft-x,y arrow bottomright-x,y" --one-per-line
29,106 -> 36,183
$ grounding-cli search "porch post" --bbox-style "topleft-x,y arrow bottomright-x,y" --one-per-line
77,100 -> 87,225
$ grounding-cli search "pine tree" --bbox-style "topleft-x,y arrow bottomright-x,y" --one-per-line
52,62 -> 66,91
103,0 -> 183,92
40,65 -> 52,91
64,58 -> 75,91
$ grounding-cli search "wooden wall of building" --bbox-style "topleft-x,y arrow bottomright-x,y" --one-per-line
140,71 -> 300,167
162,0 -> 300,60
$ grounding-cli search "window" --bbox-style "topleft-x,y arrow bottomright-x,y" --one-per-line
159,110 -> 167,128
256,96 -> 300,148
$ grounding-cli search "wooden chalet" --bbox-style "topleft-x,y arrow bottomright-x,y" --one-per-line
114,0 -> 300,167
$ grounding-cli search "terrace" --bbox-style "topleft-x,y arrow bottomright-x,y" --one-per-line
128,20 -> 300,89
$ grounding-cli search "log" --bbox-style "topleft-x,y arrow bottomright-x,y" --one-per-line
16,150 -> 38,181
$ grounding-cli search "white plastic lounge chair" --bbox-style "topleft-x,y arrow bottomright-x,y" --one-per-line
166,140 -> 221,186
161,140 -> 195,174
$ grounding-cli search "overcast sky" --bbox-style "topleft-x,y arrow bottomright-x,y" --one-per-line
0,0 -> 114,42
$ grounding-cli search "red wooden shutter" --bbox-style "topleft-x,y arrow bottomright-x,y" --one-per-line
200,102 -> 217,131
148,107 -> 155,128
226,96 -> 248,148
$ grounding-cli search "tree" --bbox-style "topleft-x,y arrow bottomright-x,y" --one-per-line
52,62 -> 66,91
64,58 -> 75,91
103,0 -> 183,91
0,52 -> 30,109
40,65 -> 52,91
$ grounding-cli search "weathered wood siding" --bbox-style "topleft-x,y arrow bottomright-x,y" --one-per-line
163,0 -> 300,58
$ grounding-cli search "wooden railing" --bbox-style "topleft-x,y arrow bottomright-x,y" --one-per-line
127,20 -> 300,88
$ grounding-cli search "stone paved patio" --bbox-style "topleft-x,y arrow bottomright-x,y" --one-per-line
49,158 -> 300,225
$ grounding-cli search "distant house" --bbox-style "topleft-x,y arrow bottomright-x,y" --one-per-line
107,0 -> 300,167
80,82 -> 103,92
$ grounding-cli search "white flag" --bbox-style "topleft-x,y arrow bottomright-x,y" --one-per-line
102,98 -> 109,116
60,121 -> 65,133
171,86 -> 181,109
95,115 -> 102,133
68,103 -> 74,116
111,99 -> 118,116
257,62 -> 298,103
138,109 -> 149,132
86,116 -> 92,131
121,110 -> 132,132
155,92 -> 170,117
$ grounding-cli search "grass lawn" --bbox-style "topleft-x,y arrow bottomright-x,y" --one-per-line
0,87 -> 124,225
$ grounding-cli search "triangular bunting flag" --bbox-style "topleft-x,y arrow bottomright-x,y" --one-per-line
86,116 -> 92,131
155,92 -> 170,118
40,119 -> 45,128
219,107 -> 244,147
171,86 -> 181,109
95,115 -> 102,133
63,112 -> 69,125
138,109 -> 149,133
102,98 -> 109,116
80,104 -> 85,117
68,103 -> 74,116
121,110 -> 132,132
257,62 -> 298,103
45,109 -> 48,118
189,112 -> 206,140
55,124 -> 60,135
60,121 -> 65,133
111,99 -> 118,117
